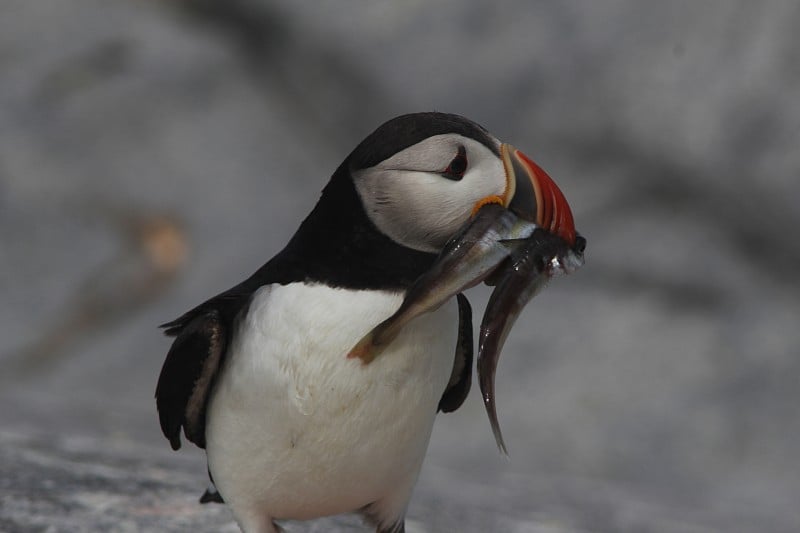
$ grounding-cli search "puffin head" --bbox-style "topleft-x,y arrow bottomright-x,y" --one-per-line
348,112 -> 577,254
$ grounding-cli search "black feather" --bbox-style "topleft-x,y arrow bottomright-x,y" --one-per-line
155,310 -> 226,449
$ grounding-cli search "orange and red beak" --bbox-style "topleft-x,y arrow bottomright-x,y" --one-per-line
498,144 -> 577,247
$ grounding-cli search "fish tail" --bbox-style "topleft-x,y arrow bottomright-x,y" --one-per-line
347,330 -> 379,364
484,392 -> 509,456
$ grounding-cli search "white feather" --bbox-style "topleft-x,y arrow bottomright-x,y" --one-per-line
206,282 -> 459,532
352,134 -> 506,253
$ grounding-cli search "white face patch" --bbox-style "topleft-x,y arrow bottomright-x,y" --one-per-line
352,134 -> 506,253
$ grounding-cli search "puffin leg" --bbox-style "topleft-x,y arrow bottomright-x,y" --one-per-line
232,512 -> 283,533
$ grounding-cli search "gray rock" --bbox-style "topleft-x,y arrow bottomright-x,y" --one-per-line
0,430 -> 237,533
1,428 -> 773,533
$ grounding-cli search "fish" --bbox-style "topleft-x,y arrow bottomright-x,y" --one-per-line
347,203 -> 537,364
477,230 -> 585,454
348,201 -> 586,456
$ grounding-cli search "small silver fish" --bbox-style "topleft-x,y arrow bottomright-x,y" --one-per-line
348,204 -> 536,364
478,231 -> 585,454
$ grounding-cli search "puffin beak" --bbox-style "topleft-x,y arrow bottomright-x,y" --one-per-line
498,143 -> 577,246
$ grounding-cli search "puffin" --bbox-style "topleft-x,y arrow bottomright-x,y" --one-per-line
155,112 -> 577,533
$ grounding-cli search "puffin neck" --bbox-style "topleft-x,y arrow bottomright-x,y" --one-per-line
272,163 -> 438,291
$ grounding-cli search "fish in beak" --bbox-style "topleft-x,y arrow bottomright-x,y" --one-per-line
347,143 -> 585,454
478,229 -> 585,454
347,204 -> 537,364
471,145 -> 584,453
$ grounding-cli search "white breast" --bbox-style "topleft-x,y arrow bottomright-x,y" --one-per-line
205,282 -> 459,529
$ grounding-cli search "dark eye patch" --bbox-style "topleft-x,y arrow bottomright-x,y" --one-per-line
441,145 -> 467,181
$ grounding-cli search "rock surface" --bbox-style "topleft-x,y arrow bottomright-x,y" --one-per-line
1,1 -> 798,531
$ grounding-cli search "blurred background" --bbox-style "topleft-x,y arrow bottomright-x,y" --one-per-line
1,1 -> 798,532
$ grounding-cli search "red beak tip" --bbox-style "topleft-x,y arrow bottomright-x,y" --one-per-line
516,150 -> 577,247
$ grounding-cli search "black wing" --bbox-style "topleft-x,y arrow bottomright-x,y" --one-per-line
156,308 -> 227,450
438,293 -> 473,413
155,278 -> 260,450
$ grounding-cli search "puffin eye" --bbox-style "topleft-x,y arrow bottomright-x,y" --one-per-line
441,146 -> 467,181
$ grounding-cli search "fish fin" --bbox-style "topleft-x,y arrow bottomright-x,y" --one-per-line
347,331 -> 377,364
347,311 -> 404,364
438,293 -> 473,413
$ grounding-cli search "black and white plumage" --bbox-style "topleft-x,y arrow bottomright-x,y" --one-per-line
156,112 -> 565,532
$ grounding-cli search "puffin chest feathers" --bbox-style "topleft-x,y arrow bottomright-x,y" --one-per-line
205,282 -> 459,519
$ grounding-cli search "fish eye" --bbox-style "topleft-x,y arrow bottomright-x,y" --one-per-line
573,234 -> 587,254
441,145 -> 467,180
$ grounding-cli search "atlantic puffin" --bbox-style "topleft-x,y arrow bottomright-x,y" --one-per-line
156,112 -> 577,532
